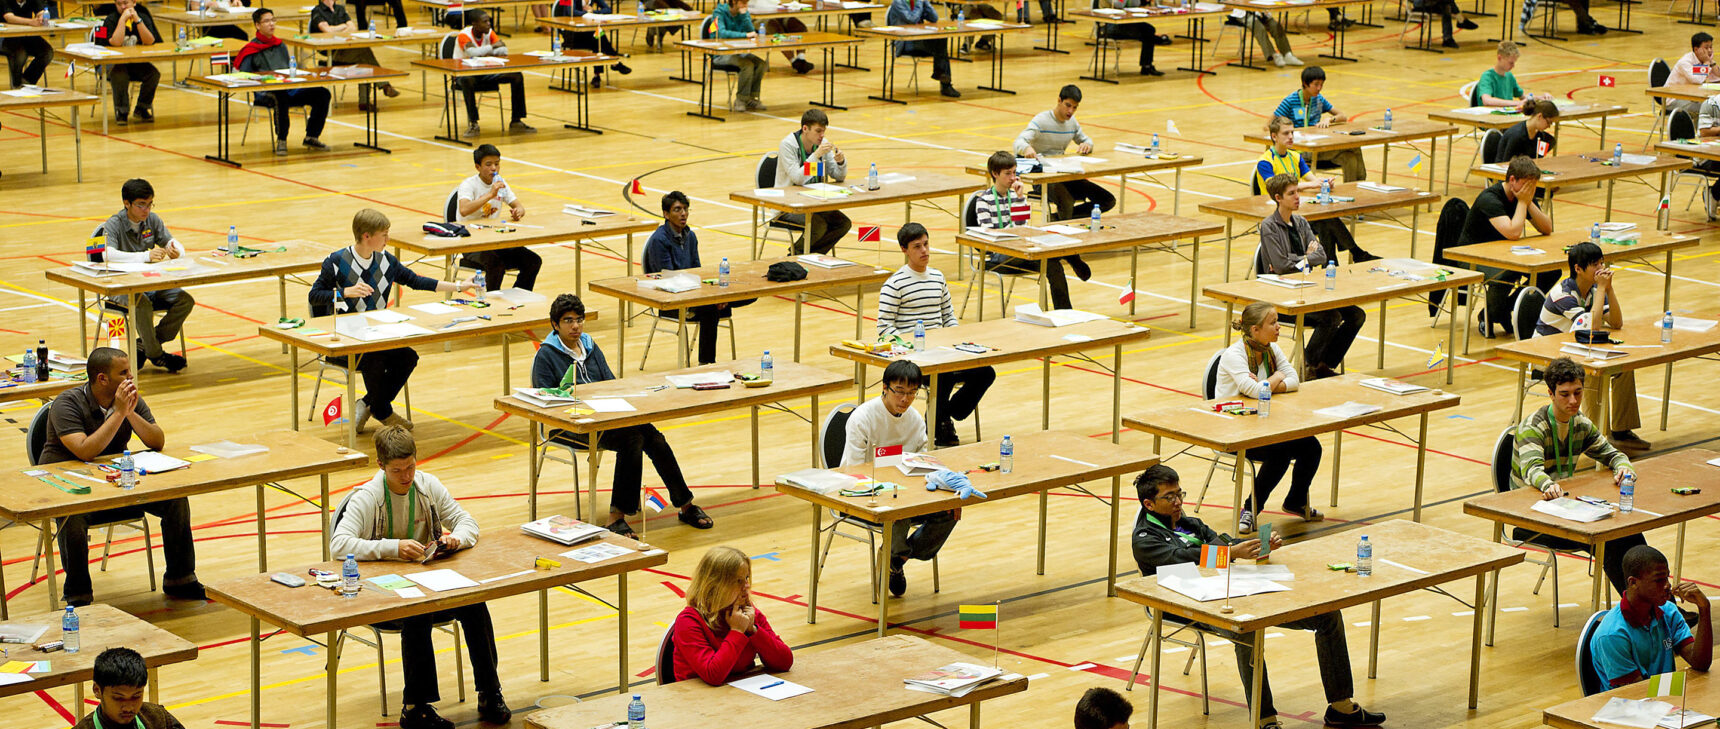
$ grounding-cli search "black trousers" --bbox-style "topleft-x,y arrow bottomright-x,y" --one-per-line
456,73 -> 527,122
1311,219 -> 1363,256
661,298 -> 755,365
57,498 -> 196,601
265,88 -> 330,140
108,62 -> 159,114
1101,21 -> 1156,68
392,604 -> 502,705
340,346 -> 417,419
1243,436 -> 1321,514
1302,305 -> 1365,370
554,425 -> 693,515
1512,528 -> 1645,595
780,211 -> 850,255
1199,611 -> 1352,717
354,0 -> 407,27
1050,178 -> 1117,220
460,248 -> 542,291
3,37 -> 51,87
931,366 -> 995,423
988,255 -> 1072,309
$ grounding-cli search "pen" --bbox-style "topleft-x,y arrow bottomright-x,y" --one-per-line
759,679 -> 785,689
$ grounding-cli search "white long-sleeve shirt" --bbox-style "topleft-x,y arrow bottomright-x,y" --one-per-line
331,470 -> 480,562
840,397 -> 928,468
1214,339 -> 1299,400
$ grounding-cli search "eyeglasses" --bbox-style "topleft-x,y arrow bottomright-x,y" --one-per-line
558,316 -> 586,325
1155,490 -> 1187,503
127,200 -> 155,211
884,386 -> 919,398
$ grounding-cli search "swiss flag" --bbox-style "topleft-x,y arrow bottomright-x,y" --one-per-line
322,396 -> 343,426
1598,75 -> 1615,87
857,225 -> 881,242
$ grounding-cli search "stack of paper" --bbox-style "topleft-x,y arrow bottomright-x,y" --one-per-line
1255,273 -> 1316,289
732,674 -> 816,700
1560,342 -> 1628,360
903,662 -> 1003,697
189,440 -> 269,459
779,468 -> 861,494
665,370 -> 734,388
512,387 -> 581,408
964,227 -> 1020,242
1672,317 -> 1718,333
1154,563 -> 1290,601
484,287 -> 545,306
1312,401 -> 1383,419
406,569 -> 479,592
131,451 -> 192,474
638,272 -> 701,293
1591,697 -> 1675,728
1531,497 -> 1613,523
562,204 -> 614,218
1013,304 -> 1108,327
521,515 -> 608,545
562,541 -> 634,563
1359,377 -> 1428,395
797,254 -> 855,269
1355,181 -> 1406,193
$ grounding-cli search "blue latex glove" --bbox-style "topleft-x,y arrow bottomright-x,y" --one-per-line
925,469 -> 987,499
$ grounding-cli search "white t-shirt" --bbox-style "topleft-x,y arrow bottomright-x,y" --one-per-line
455,174 -> 516,222
840,397 -> 928,468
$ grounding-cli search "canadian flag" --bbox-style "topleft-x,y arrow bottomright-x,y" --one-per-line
1598,75 -> 1615,87
322,396 -> 343,426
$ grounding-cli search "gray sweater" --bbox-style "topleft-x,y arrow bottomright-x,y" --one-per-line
1257,210 -> 1327,275
330,470 -> 480,562
1014,109 -> 1092,157
775,129 -> 847,187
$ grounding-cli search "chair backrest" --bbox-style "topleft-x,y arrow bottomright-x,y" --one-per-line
1576,609 -> 1609,696
1461,81 -> 1478,107
1512,285 -> 1545,343
444,189 -> 460,223
1489,425 -> 1515,494
26,403 -> 52,467
963,193 -> 980,228
700,13 -> 719,39
1249,241 -> 1265,277
819,401 -> 858,469
1432,197 -> 1471,261
755,152 -> 779,190
89,224 -> 105,263
1201,349 -> 1224,400
1649,57 -> 1672,92
1480,128 -> 1506,165
1670,108 -> 1697,142
655,622 -> 678,685
438,33 -> 458,60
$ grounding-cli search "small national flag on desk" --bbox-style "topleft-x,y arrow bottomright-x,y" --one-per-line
322,396 -> 343,426
1598,74 -> 1615,88
958,604 -> 998,629
1166,119 -> 1180,136
1648,670 -> 1686,699
1427,339 -> 1447,369
1661,196 -> 1672,211
856,225 -> 881,242
64,59 -> 75,79
643,488 -> 667,512
1118,280 -> 1136,305
1408,154 -> 1424,174
85,236 -> 105,256
628,178 -> 644,195
448,0 -> 464,12
210,51 -> 231,67
1199,543 -> 1229,569
802,160 -> 817,178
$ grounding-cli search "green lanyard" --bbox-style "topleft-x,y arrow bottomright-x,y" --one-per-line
383,486 -> 416,541
1144,511 -> 1202,546
989,186 -> 1016,228
1546,405 -> 1577,480
91,711 -> 146,729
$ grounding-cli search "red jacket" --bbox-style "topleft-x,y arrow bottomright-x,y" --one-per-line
671,605 -> 793,685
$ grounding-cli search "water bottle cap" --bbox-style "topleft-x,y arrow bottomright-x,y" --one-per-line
346,553 -> 355,559
632,694 -> 642,699
1360,535 -> 1369,540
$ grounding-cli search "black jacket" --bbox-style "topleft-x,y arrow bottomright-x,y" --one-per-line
1131,509 -> 1234,576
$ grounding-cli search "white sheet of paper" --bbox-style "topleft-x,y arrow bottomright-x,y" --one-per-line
0,673 -> 32,687
729,674 -> 815,700
753,188 -> 785,197
583,398 -> 636,413
363,310 -> 413,324
409,302 -> 462,315
406,569 -> 479,592
1042,224 -> 1088,235
562,542 -> 634,563
396,587 -> 426,598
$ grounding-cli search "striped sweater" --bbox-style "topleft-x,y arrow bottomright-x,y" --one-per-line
877,265 -> 957,338
1510,404 -> 1631,492
1014,110 -> 1093,157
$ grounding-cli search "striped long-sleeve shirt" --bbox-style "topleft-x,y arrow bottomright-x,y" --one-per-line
877,265 -> 957,338
1510,404 -> 1631,492
1014,110 -> 1093,157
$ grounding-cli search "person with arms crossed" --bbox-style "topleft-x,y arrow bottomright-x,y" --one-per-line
1591,545 -> 1711,689
1073,687 -> 1133,729
1014,84 -> 1108,281
842,360 -> 956,597
977,150 -> 1078,309
670,545 -> 793,684
452,144 -> 542,292
1215,302 -> 1325,534
530,293 -> 712,535
40,347 -> 203,607
1258,174 -> 1365,380
330,426 -> 510,729
70,648 -> 188,729
1253,116 -> 1378,263
1273,67 -> 1366,182
774,109 -> 853,255
878,222 -> 993,447
1461,155 -> 1554,337
100,179 -> 193,373
1533,242 -> 1649,453
886,0 -> 960,97
236,8 -> 332,155
94,0 -> 160,124
450,10 -> 536,138
643,191 -> 753,366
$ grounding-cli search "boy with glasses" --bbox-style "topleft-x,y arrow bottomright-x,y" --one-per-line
100,178 -> 192,372
841,359 -> 955,596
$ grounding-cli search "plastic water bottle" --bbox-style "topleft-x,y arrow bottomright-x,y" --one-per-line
1590,222 -> 1601,246
718,257 -> 730,287
472,270 -> 486,292
1613,143 -> 1623,167
956,6 -> 965,23
367,19 -> 376,35
288,52 -> 298,75
341,554 -> 361,598
761,350 -> 773,380
1258,386 -> 1270,418
20,349 -> 37,383
35,340 -> 49,382
1089,205 -> 1101,232
1619,472 -> 1636,513
176,26 -> 187,50
1383,108 -> 1393,131
627,694 -> 646,729
1319,177 -> 1332,204
1150,132 -> 1160,155
228,224 -> 238,251
119,450 -> 136,490
1663,311 -> 1675,344
1325,258 -> 1336,290
61,607 -> 79,654
868,162 -> 880,190
913,319 -> 926,352
550,31 -> 561,56
40,5 -> 50,24
637,0 -> 644,17
1356,535 -> 1372,577
999,435 -> 1013,474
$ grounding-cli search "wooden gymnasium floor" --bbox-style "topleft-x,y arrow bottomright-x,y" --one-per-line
1,4 -> 1716,727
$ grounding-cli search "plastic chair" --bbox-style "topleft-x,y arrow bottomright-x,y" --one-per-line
813,402 -> 939,602
537,424 -> 596,523
1190,350 -> 1258,511
25,404 -> 155,593
655,622 -> 678,685
698,15 -> 743,108
1126,602 -> 1214,711
87,225 -> 187,361
753,152 -> 809,258
1666,110 -> 1720,219
638,308 -> 735,371
1646,57 -> 1673,149
958,195 -> 1040,318
1479,128 -> 1506,165
1576,609 -> 1608,696
436,33 -> 507,131
1491,423 -> 1583,627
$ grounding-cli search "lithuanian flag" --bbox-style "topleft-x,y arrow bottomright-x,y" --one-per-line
958,604 -> 998,630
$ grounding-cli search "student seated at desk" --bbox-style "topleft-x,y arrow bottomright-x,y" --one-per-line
1407,0 -> 1475,48
101,178 -> 193,373
886,0 -> 960,98
1274,67 -> 1366,182
1494,99 -> 1559,163
1224,11 -> 1297,69
1253,116 -> 1378,263
550,0 -> 633,88
330,426 -> 510,729
1592,545 -> 1711,689
775,109 -> 853,255
1014,85 -> 1112,272
879,222 -> 993,447
530,293 -> 712,536
1088,2 -> 1163,76
451,10 -> 536,138
1461,155 -> 1554,338
41,347 -> 203,607
1131,464 -> 1386,729
709,0 -> 768,111
94,0 -> 161,124
670,545 -> 793,685
71,648 -> 187,729
1667,33 -> 1713,118
237,8 -> 332,155
1217,302 -> 1325,534
188,0 -> 252,42
644,190 -> 753,366
1688,89 -> 1720,211
453,144 -> 542,292
978,150 -> 1078,310
309,209 -> 476,432
1534,243 -> 1650,453
1509,356 -> 1646,597
842,360 -> 956,597
1475,42 -> 1551,108
1259,174 -> 1365,380
640,0 -> 694,49
0,0 -> 53,87
309,0 -> 400,107
1073,687 -> 1132,729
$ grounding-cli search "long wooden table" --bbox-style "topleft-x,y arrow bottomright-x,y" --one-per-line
1464,448 -> 1720,626
0,430 -> 368,615
954,212 -> 1223,326
674,32 -> 863,120
588,255 -> 891,369
1491,317 -> 1720,432
208,529 -> 666,729
829,315 -> 1152,445
1222,0 -> 1376,65
730,172 -> 985,261
1202,260 -> 1482,383
1117,519 -> 1524,729
525,635 -> 1028,729
1240,119 -> 1457,196
186,64 -> 406,167
1441,229 -> 1700,319
854,21 -> 1032,102
0,90 -> 99,182
412,53 -> 615,144
494,359 -> 851,520
1067,3 -> 1229,81
776,430 -> 1157,636
281,29 -> 445,100
43,239 -> 332,369
0,377 -> 80,406
1124,372 -> 1459,532
55,38 -> 246,133
961,153 -> 1202,218
1471,153 -> 1690,228
1545,663 -> 1718,729
1427,102 -> 1628,155
0,604 -> 197,710
388,212 -> 657,293
1197,182 -> 1441,278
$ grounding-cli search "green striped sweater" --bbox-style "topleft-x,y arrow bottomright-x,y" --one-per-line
1510,405 -> 1631,492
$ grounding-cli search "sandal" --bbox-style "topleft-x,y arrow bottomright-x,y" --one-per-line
605,517 -> 637,538
677,504 -> 714,530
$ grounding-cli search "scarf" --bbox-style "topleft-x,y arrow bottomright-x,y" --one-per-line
1244,338 -> 1272,374
234,32 -> 282,70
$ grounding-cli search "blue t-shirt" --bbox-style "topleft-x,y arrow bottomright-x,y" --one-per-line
1591,600 -> 1693,688
1273,90 -> 1333,128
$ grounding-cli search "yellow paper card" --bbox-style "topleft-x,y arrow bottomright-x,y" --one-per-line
185,453 -> 218,463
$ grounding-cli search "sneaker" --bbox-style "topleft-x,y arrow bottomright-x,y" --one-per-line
465,121 -> 481,138
1457,17 -> 1478,29
353,400 -> 373,433
510,119 -> 537,133
732,99 -> 750,112
114,112 -> 128,126
975,37 -> 994,51
1611,430 -> 1652,452
1238,509 -> 1256,535
303,136 -> 328,150
1323,704 -> 1386,727
163,580 -> 207,601
746,98 -> 768,111
151,352 -> 188,373
1140,64 -> 1164,77
399,704 -> 456,729
1282,52 -> 1304,66
613,62 -> 632,75
888,557 -> 907,597
381,411 -> 414,431
477,691 -> 512,724
274,139 -> 288,156
1442,37 -> 1460,48
1328,18 -> 1355,29
792,57 -> 814,74
935,419 -> 959,448
1271,53 -> 1286,68
939,82 -> 961,98
382,84 -> 401,98
134,108 -> 154,123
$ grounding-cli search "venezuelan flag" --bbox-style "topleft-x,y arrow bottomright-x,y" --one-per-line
958,604 -> 998,629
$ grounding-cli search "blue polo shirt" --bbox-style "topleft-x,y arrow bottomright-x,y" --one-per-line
1590,598 -> 1692,689
1273,90 -> 1334,128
